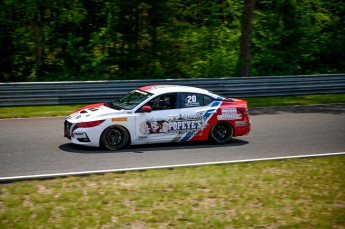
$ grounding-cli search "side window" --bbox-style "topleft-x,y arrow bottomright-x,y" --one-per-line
180,93 -> 214,108
180,93 -> 201,108
146,94 -> 177,111
203,95 -> 214,106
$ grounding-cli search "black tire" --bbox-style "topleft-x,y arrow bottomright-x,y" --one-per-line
100,125 -> 129,150
209,122 -> 234,144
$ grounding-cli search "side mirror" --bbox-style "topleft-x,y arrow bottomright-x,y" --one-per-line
141,105 -> 152,113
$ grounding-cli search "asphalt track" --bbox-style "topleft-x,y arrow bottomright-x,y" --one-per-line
0,104 -> 344,180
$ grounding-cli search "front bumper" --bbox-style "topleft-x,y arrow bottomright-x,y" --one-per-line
64,120 -> 101,147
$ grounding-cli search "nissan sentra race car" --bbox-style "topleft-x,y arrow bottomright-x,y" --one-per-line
64,85 -> 251,150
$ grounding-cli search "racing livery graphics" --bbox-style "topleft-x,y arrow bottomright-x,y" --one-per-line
64,85 -> 251,150
139,114 -> 205,135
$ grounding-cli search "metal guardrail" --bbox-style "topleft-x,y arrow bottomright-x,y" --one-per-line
1,74 -> 345,107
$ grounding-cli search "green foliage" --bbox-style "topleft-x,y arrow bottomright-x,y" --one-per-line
251,0 -> 345,76
0,0 -> 344,82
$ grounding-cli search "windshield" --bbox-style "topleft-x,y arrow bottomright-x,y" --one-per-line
107,90 -> 153,110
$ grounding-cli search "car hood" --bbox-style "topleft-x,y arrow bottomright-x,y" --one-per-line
66,103 -> 126,123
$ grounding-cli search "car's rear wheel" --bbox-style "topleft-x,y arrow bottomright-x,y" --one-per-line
209,122 -> 233,144
100,125 -> 129,150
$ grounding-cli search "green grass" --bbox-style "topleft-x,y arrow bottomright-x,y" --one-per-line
0,93 -> 344,119
0,104 -> 85,119
1,156 -> 344,228
244,93 -> 345,108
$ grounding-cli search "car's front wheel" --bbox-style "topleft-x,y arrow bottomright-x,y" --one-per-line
100,125 -> 129,150
209,122 -> 234,144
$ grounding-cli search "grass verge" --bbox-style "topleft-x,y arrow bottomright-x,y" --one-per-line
0,93 -> 344,119
1,156 -> 344,228
0,104 -> 84,119
244,93 -> 345,108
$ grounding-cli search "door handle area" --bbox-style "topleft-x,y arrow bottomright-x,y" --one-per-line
169,114 -> 179,118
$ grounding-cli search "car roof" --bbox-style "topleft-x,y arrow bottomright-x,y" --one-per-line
138,85 -> 218,97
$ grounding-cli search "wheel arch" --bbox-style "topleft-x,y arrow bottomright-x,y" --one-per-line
99,124 -> 132,149
208,121 -> 234,143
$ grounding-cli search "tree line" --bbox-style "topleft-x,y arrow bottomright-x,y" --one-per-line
0,0 -> 344,82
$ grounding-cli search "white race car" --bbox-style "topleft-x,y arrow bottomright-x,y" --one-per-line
64,85 -> 251,150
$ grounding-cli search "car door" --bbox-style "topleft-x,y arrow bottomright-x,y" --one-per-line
177,92 -> 215,142
135,93 -> 180,144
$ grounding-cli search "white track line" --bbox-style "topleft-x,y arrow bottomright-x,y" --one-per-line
1,152 -> 344,182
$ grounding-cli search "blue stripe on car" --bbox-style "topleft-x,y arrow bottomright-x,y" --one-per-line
179,98 -> 223,142
179,132 -> 195,142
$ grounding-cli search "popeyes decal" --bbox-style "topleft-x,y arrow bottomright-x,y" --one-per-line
139,114 -> 206,134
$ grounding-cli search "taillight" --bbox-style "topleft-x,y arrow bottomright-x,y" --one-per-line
77,120 -> 105,128
237,108 -> 249,114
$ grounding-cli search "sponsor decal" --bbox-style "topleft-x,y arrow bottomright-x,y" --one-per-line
112,117 -> 128,122
140,85 -> 192,92
73,132 -> 90,142
217,114 -> 242,120
74,103 -> 104,113
169,120 -> 203,132
139,114 -> 206,135
89,108 -> 99,112
235,121 -> 249,127
139,120 -> 170,134
73,132 -> 87,138
221,108 -> 237,114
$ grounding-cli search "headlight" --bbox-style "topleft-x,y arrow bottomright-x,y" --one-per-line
77,120 -> 105,128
